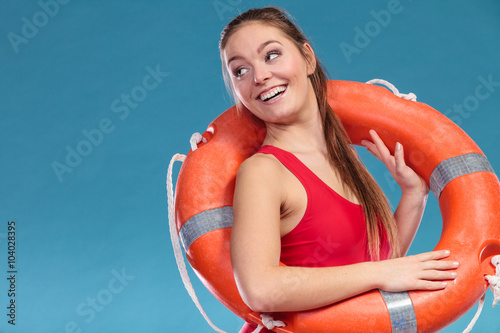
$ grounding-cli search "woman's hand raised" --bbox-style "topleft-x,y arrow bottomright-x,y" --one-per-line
361,129 -> 428,196
361,129 -> 430,255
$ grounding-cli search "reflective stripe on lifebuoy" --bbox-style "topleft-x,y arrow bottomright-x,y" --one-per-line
429,153 -> 494,198
179,207 -> 233,251
174,80 -> 500,332
379,290 -> 417,332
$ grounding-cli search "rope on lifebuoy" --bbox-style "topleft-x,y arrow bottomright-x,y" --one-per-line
462,255 -> 500,333
167,152 -> 228,333
486,255 -> 500,307
168,149 -> 286,333
190,126 -> 214,151
190,132 -> 207,151
168,150 -> 286,333
251,314 -> 287,333
366,79 -> 417,101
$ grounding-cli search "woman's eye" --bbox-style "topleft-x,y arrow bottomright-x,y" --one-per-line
266,51 -> 281,61
234,67 -> 248,78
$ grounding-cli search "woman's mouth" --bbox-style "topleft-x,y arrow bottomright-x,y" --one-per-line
258,85 -> 287,102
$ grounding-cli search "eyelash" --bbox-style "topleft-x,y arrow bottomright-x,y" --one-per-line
232,50 -> 282,78
265,50 -> 281,61
233,67 -> 247,78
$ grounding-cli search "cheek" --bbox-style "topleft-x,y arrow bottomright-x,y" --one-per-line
233,80 -> 254,102
277,57 -> 309,82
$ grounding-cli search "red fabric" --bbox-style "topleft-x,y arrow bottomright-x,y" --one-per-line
258,145 -> 391,266
240,145 -> 391,331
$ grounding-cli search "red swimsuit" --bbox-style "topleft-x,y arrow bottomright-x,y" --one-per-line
239,145 -> 391,333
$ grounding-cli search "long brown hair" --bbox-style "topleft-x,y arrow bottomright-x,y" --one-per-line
219,7 -> 399,260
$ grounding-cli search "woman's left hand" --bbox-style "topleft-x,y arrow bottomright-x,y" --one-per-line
360,129 -> 428,195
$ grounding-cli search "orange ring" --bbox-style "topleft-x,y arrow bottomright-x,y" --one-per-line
174,80 -> 500,332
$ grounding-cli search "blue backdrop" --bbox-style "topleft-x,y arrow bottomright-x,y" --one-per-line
1,0 -> 499,332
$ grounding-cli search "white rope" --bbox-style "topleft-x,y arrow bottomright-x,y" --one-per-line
190,132 -> 207,151
366,79 -> 417,101
251,325 -> 265,333
251,314 -> 286,333
462,294 -> 486,333
462,254 -> 500,333
486,255 -> 500,307
167,147 -> 285,333
167,153 -> 227,333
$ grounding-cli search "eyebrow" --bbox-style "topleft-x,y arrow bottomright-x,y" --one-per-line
226,40 -> 283,66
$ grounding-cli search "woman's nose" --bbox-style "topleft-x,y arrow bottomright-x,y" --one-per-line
253,65 -> 271,85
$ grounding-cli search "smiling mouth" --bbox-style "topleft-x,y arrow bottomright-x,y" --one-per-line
259,85 -> 287,102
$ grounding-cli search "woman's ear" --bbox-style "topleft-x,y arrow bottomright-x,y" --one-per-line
302,43 -> 316,76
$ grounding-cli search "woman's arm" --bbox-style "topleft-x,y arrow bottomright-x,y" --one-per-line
361,130 -> 429,256
393,178 -> 428,255
231,153 -> 456,313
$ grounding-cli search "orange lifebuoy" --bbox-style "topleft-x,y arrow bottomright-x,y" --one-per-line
173,80 -> 500,332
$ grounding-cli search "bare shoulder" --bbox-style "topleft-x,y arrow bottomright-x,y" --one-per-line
236,153 -> 284,187
234,153 -> 286,209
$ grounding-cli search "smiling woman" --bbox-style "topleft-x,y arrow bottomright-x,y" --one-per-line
222,23 -> 316,125
216,6 -> 458,333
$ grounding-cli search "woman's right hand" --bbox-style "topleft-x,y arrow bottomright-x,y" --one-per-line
374,250 -> 459,292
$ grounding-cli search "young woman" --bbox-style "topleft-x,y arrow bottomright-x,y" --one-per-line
219,7 -> 458,332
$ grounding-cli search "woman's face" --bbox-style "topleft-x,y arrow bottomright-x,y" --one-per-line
223,22 -> 316,124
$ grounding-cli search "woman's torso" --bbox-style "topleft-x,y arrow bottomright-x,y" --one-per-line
239,145 -> 390,333
256,145 -> 388,266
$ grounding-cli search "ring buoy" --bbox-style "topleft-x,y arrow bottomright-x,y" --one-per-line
172,80 -> 500,332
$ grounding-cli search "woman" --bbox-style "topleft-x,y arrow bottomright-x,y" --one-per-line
219,7 -> 458,332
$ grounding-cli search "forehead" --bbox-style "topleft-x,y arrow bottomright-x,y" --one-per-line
223,22 -> 293,60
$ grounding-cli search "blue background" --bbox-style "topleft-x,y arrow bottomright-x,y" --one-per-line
1,0 -> 499,332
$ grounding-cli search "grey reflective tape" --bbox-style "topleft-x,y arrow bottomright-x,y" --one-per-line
429,153 -> 494,199
179,206 -> 233,251
379,290 -> 417,332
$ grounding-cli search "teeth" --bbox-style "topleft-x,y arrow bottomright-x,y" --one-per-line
260,86 -> 286,101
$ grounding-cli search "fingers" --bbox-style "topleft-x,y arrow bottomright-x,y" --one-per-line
361,132 -> 422,192
360,139 -> 380,160
419,269 -> 457,281
415,269 -> 457,290
368,129 -> 391,161
379,250 -> 459,292
416,280 -> 449,291
418,251 -> 459,275
413,250 -> 459,290
361,130 -> 404,168
360,130 -> 392,163
417,249 -> 451,261
414,250 -> 457,269
394,142 -> 406,174
421,259 -> 459,271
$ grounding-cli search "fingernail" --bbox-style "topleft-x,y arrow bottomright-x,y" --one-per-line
442,282 -> 448,287
444,250 -> 450,255
396,142 -> 402,150
453,261 -> 459,267
451,272 -> 457,278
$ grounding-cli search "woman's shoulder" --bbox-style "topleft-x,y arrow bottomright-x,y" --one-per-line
234,152 -> 287,199
237,151 -> 284,181
233,152 -> 285,210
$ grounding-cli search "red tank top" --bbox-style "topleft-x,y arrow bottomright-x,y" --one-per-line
239,146 -> 391,333
257,145 -> 391,266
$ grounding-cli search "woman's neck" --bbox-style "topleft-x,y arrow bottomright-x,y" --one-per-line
262,105 -> 327,155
